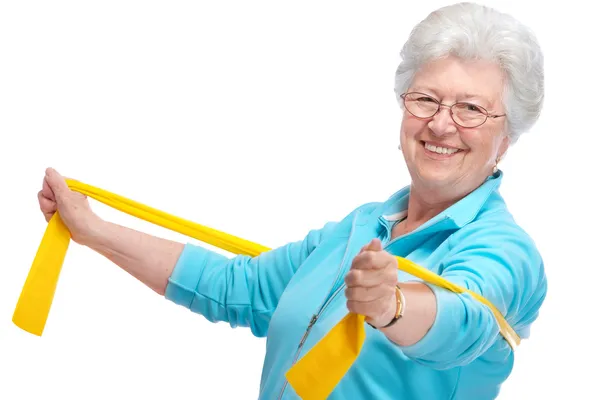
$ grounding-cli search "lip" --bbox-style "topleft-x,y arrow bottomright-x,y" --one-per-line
421,141 -> 465,159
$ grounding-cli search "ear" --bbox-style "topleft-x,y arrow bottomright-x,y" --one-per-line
497,134 -> 510,161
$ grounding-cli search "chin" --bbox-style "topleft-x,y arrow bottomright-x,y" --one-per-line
414,166 -> 457,188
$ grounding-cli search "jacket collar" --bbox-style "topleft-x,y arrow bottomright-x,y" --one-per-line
370,170 -> 504,230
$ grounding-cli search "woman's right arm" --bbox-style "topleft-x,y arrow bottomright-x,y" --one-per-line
84,219 -> 185,296
39,167 -> 354,337
83,215 -> 342,337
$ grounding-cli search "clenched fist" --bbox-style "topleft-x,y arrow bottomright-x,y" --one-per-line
38,167 -> 101,244
344,238 -> 399,328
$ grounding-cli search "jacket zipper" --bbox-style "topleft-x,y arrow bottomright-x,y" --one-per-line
383,215 -> 449,251
276,216 -> 359,400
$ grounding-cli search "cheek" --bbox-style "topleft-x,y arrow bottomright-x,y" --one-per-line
401,115 -> 426,142
461,129 -> 501,161
459,130 -> 482,149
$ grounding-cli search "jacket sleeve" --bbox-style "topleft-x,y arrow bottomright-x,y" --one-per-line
399,216 -> 548,369
163,208 -> 354,337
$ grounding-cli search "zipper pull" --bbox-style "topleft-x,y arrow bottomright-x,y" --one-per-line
297,315 -> 318,349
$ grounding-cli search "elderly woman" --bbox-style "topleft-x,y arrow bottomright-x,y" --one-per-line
38,2 -> 547,399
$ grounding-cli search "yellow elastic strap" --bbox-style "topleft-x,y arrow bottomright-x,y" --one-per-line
13,179 -> 519,399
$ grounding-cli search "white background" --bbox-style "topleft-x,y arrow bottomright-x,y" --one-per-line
0,1 -> 596,399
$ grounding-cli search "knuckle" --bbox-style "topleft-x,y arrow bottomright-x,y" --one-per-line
346,300 -> 355,312
346,270 -> 361,286
344,287 -> 352,300
365,252 -> 376,264
360,289 -> 367,301
344,272 -> 351,285
38,191 -> 48,203
374,253 -> 387,269
387,269 -> 398,283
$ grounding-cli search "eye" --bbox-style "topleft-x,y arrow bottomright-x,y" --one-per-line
416,96 -> 436,103
454,102 -> 485,114
463,103 -> 485,113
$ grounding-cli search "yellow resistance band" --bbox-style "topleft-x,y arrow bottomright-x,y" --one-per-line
13,179 -> 519,400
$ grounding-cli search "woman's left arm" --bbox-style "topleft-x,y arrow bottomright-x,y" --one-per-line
346,218 -> 548,370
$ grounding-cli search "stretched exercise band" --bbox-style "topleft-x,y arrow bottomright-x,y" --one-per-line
13,179 -> 520,400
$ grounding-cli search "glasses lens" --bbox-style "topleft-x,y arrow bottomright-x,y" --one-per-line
403,93 -> 439,118
451,103 -> 487,127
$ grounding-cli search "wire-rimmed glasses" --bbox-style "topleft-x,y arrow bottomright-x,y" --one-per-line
400,92 -> 506,128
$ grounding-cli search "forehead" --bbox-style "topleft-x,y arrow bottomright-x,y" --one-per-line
410,56 -> 505,105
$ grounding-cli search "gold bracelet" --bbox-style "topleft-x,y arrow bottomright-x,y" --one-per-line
368,284 -> 405,329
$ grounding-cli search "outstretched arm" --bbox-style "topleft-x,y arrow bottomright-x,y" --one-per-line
81,211 -> 348,337
39,167 -> 367,337
84,219 -> 185,296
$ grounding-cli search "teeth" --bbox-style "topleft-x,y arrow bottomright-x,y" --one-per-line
424,142 -> 459,155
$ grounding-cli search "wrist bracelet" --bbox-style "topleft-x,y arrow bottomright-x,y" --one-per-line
368,284 -> 405,329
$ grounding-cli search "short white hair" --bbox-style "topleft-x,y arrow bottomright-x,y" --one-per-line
394,2 -> 544,143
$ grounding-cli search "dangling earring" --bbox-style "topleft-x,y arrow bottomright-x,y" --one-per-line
492,158 -> 499,174
398,144 -> 402,150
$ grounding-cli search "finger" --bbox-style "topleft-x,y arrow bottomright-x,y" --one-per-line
45,167 -> 70,199
344,268 -> 389,288
364,238 -> 383,252
358,241 -> 371,254
351,250 -> 390,270
38,190 -> 57,210
346,296 -> 390,318
38,190 -> 57,221
345,285 -> 388,302
42,176 -> 56,201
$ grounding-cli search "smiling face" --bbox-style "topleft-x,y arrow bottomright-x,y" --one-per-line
399,55 -> 510,201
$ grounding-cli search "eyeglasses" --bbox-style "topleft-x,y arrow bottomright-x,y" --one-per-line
399,92 -> 506,128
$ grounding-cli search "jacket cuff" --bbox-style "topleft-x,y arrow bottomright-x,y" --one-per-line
164,243 -> 209,308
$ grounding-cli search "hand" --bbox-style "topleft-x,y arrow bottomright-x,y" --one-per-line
344,238 -> 399,328
38,167 -> 101,245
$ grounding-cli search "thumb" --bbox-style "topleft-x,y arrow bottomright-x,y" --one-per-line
363,238 -> 383,252
45,167 -> 70,198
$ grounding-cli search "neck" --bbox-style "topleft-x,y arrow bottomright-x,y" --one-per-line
403,179 -> 475,231
405,187 -> 455,227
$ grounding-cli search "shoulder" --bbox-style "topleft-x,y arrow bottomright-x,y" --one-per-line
453,190 -> 541,260
332,200 -> 386,227
444,194 -> 548,331
451,189 -> 544,279
454,207 -> 539,254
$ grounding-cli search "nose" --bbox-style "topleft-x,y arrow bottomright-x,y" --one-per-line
427,105 -> 458,137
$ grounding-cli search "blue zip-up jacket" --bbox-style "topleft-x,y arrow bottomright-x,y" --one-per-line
165,171 -> 547,399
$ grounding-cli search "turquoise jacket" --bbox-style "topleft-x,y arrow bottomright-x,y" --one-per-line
164,171 -> 547,399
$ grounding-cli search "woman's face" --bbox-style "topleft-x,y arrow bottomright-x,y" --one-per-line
400,55 -> 510,199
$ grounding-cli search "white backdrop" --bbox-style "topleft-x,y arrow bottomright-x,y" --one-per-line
1,1 -> 596,399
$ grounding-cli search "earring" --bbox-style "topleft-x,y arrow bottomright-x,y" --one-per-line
398,144 -> 402,150
492,158 -> 499,174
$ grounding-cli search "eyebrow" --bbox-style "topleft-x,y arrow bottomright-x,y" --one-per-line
461,93 -> 493,105
410,86 -> 493,106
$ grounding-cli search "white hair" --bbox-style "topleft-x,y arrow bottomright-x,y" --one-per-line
394,2 -> 544,143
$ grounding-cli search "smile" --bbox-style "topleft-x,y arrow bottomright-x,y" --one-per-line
422,141 -> 463,156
